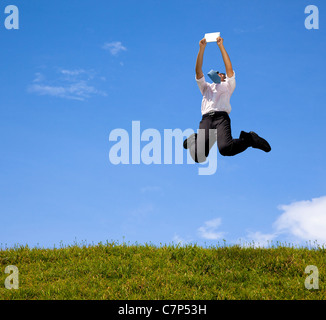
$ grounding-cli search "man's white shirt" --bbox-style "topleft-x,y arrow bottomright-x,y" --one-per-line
196,71 -> 236,115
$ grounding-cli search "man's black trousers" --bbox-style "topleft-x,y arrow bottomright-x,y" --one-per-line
188,111 -> 251,163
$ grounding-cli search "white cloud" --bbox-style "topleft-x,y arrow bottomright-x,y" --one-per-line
198,218 -> 225,240
275,196 -> 326,243
28,84 -> 69,98
102,41 -> 127,56
27,68 -> 107,101
245,196 -> 326,247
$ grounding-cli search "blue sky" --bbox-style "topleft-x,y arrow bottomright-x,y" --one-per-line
0,0 -> 325,248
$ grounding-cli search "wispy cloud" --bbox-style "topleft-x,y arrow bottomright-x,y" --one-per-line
244,231 -> 278,248
102,41 -> 127,56
198,218 -> 226,240
172,234 -> 191,246
27,68 -> 107,101
33,72 -> 45,83
60,69 -> 87,76
130,203 -> 154,218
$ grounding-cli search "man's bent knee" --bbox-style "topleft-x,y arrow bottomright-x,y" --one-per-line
218,144 -> 233,157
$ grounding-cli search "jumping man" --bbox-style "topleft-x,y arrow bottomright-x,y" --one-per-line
184,36 -> 271,163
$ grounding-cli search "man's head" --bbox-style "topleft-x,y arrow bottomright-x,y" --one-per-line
207,70 -> 226,84
217,72 -> 226,82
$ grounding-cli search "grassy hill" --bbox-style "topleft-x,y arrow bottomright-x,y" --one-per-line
0,241 -> 325,300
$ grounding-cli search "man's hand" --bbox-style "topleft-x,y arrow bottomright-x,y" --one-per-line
199,38 -> 207,49
216,36 -> 224,47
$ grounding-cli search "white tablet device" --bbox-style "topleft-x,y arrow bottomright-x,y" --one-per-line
204,32 -> 221,42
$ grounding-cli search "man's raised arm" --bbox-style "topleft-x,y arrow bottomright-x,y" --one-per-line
195,38 -> 207,80
217,37 -> 234,78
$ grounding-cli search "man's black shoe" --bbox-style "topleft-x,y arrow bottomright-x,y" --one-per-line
183,134 -> 196,150
249,131 -> 271,153
183,138 -> 188,149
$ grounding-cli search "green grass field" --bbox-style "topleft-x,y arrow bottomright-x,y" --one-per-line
0,241 -> 325,300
